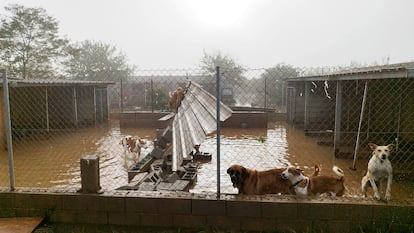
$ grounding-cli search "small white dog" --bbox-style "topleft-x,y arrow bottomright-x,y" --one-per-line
361,143 -> 395,201
120,136 -> 147,168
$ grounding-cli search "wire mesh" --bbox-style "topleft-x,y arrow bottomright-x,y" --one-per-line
1,66 -> 413,199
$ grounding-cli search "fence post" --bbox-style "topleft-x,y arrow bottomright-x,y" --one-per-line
334,81 -> 342,157
79,155 -> 103,194
216,66 -> 221,198
120,75 -> 124,113
1,69 -> 15,191
304,82 -> 310,131
352,81 -> 369,170
151,79 -> 154,113
264,76 -> 267,108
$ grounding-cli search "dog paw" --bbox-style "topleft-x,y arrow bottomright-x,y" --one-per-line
385,194 -> 391,201
374,194 -> 381,201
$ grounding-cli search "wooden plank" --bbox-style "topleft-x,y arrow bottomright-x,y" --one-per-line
158,112 -> 175,121
0,217 -> 43,233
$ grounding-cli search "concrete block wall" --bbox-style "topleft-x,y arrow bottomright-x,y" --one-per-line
0,189 -> 413,232
120,111 -> 269,129
120,112 -> 170,128
221,112 -> 267,128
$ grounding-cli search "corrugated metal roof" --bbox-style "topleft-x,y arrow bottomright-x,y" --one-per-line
1,78 -> 115,87
291,62 -> 414,82
131,75 -> 210,83
171,81 -> 232,171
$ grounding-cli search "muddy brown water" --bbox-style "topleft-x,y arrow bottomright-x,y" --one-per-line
0,121 -> 413,203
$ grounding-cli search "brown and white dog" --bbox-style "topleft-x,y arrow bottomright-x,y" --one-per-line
167,87 -> 184,112
281,165 -> 345,196
361,143 -> 395,201
120,135 -> 147,168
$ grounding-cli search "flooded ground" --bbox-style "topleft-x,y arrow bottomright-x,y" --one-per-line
193,126 -> 290,194
0,121 -> 413,202
0,123 -> 155,191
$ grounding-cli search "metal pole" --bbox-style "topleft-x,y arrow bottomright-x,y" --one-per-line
216,66 -> 221,198
120,76 -> 124,113
45,87 -> 50,132
101,90 -> 104,123
106,88 -> 110,123
333,81 -> 342,157
304,82 -> 310,131
351,81 -> 368,170
73,87 -> 78,128
93,87 -> 97,126
2,69 -> 15,190
264,76 -> 267,108
151,79 -> 154,113
396,81 -> 403,151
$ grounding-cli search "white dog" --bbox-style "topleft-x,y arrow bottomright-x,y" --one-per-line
120,136 -> 147,168
361,143 -> 395,201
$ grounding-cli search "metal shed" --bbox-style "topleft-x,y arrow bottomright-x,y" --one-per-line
286,62 -> 414,174
1,78 -> 114,142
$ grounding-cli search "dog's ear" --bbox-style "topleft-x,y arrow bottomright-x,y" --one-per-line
227,168 -> 231,174
241,167 -> 249,177
387,144 -> 395,151
368,143 -> 377,151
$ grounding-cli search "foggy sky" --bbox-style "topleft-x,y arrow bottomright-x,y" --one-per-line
2,0 -> 414,69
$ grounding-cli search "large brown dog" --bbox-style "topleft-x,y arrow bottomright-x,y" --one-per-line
226,164 -> 295,195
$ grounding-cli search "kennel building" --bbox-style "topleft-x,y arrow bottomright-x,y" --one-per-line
1,77 -> 114,149
286,62 -> 414,175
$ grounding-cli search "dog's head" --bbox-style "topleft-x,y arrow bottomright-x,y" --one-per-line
125,137 -> 137,153
227,164 -> 249,188
194,144 -> 200,152
280,167 -> 305,183
137,138 -> 146,148
124,137 -> 146,153
368,143 -> 395,161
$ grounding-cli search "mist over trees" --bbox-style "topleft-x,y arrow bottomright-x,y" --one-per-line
64,40 -> 135,81
0,4 -> 134,81
259,64 -> 298,108
199,51 -> 246,85
0,4 -> 69,79
1,1 -> 298,115
199,50 -> 298,108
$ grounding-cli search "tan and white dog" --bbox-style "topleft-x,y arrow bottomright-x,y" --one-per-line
281,165 -> 345,196
167,87 -> 184,112
120,136 -> 147,168
361,143 -> 395,201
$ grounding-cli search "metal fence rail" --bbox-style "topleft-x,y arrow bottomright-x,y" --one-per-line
1,65 -> 413,198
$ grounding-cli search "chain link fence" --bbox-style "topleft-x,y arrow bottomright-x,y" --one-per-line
1,65 -> 413,198
287,76 -> 414,176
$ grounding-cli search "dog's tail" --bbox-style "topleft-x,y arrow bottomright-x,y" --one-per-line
332,166 -> 345,180
311,164 -> 320,177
